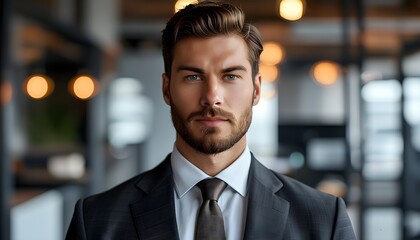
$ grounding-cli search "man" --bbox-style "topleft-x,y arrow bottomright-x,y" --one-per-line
66,1 -> 356,239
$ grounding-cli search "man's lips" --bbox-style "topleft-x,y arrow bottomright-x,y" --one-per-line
197,116 -> 228,121
186,107 -> 234,127
195,117 -> 228,127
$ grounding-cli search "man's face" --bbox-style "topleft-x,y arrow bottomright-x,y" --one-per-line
162,35 -> 261,154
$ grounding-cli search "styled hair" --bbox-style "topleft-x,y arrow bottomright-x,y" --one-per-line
161,0 -> 263,78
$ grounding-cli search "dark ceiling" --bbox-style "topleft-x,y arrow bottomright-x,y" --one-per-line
26,0 -> 420,63
118,0 -> 420,62
120,0 -> 420,21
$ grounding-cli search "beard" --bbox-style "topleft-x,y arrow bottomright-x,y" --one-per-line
170,101 -> 253,154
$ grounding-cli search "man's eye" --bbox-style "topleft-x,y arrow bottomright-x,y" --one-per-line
224,75 -> 239,81
186,75 -> 201,81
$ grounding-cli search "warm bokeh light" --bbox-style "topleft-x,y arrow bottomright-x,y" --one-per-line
70,76 -> 95,100
175,0 -> 198,12
260,42 -> 285,65
1,82 -> 13,105
259,64 -> 279,83
317,178 -> 347,197
70,75 -> 98,100
279,0 -> 304,21
311,61 -> 341,86
25,75 -> 54,99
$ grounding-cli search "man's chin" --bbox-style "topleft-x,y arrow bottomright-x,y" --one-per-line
195,130 -> 225,141
182,134 -> 228,154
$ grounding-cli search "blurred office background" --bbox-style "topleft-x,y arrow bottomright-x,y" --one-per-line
1,0 -> 420,239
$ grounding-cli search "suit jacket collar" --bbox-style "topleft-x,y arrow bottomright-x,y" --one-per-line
243,154 -> 290,239
130,155 -> 179,240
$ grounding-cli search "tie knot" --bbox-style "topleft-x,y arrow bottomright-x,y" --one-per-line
197,178 -> 226,201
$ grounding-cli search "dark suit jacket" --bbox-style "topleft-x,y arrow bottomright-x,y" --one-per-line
66,154 -> 356,240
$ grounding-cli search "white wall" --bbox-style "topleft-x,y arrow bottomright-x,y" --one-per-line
12,190 -> 63,240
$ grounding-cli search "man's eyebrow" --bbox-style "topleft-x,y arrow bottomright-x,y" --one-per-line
222,66 -> 247,73
176,65 -> 247,73
177,66 -> 204,74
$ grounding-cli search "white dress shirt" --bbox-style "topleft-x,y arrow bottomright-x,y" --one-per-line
171,146 -> 251,240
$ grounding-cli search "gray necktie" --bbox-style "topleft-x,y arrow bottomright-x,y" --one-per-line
195,178 -> 227,240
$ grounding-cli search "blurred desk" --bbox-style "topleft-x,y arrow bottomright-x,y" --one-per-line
15,168 -> 88,188
12,189 -> 45,207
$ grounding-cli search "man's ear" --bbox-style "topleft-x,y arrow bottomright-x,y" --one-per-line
253,73 -> 262,106
162,73 -> 171,105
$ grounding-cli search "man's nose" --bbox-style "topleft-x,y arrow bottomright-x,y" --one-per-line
200,76 -> 222,107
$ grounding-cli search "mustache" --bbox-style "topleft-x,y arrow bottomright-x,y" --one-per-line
187,107 -> 234,122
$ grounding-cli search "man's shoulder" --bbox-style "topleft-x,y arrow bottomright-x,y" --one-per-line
265,168 -> 347,225
83,157 -> 172,207
252,157 -> 336,202
258,163 -> 339,205
82,170 -> 146,209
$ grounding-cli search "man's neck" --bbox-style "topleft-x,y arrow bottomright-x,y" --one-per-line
175,136 -> 247,176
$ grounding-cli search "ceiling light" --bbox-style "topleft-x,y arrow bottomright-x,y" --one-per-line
261,42 -> 285,66
311,61 -> 341,86
278,0 -> 305,21
25,75 -> 54,99
175,0 -> 198,13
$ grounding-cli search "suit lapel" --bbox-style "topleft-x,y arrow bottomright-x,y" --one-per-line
130,158 -> 179,240
128,154 -> 289,239
243,156 -> 290,240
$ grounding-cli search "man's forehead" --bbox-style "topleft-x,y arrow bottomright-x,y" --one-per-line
174,34 -> 247,50
172,35 -> 250,63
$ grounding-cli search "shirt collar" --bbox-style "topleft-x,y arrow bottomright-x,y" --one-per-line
171,145 -> 251,198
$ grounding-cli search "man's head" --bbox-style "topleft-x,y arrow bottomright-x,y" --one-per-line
161,1 -> 263,155
161,0 -> 263,79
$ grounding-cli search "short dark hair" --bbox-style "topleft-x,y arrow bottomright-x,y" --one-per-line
161,0 -> 263,78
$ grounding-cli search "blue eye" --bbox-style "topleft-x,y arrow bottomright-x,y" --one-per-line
186,75 -> 201,81
224,75 -> 239,81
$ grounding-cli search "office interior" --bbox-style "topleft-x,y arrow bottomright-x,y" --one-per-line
1,0 -> 420,239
